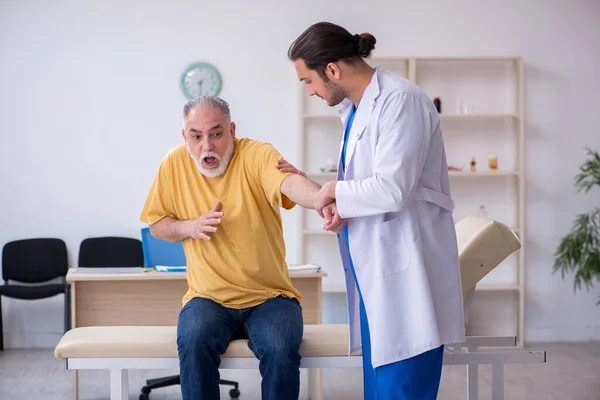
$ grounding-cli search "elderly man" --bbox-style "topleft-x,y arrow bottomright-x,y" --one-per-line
140,96 -> 339,400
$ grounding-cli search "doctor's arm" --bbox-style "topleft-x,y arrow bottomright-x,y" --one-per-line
319,93 -> 432,219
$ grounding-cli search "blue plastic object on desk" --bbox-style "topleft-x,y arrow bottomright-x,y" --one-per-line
140,227 -> 187,269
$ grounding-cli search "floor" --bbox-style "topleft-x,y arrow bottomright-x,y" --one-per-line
0,342 -> 599,399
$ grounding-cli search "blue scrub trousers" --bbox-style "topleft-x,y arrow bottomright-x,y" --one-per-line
343,224 -> 444,400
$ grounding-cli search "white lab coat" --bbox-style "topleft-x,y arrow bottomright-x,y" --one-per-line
335,66 -> 465,368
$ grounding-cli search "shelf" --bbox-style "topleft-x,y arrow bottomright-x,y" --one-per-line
305,113 -> 519,121
323,284 -> 346,293
303,230 -> 336,236
324,283 -> 519,294
324,284 -> 520,294
307,172 -> 337,179
368,57 -> 410,62
475,284 -> 520,292
303,114 -> 339,120
464,326 -> 518,339
299,56 -> 525,346
415,57 -> 521,62
440,113 -> 519,120
449,171 -> 518,177
307,171 -> 517,179
304,227 -> 519,240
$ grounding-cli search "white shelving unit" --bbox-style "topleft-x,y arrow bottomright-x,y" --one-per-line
297,57 -> 525,345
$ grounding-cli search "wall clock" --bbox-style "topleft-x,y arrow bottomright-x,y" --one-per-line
180,62 -> 222,99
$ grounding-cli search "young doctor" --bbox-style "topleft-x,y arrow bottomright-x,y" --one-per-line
286,22 -> 466,399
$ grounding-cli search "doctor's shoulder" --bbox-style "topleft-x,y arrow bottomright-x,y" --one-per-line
378,68 -> 431,103
379,80 -> 439,121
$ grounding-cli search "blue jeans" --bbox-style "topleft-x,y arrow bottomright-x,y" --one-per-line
176,296 -> 303,400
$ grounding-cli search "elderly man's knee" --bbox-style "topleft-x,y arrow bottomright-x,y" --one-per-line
178,321 -> 217,353
177,300 -> 229,354
262,334 -> 301,364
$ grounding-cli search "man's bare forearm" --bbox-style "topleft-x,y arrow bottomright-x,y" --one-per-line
149,216 -> 190,243
280,174 -> 322,209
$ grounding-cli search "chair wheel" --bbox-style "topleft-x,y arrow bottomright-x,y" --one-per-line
139,393 -> 149,400
230,388 -> 241,398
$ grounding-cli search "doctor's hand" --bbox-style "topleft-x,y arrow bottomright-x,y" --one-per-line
186,202 -> 223,241
313,181 -> 337,217
275,158 -> 307,178
322,202 -> 347,233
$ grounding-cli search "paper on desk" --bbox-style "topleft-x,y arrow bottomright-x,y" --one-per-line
287,263 -> 321,273
155,265 -> 187,272
152,264 -> 321,273
74,267 -> 145,273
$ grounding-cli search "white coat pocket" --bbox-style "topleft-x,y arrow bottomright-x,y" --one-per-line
375,217 -> 412,277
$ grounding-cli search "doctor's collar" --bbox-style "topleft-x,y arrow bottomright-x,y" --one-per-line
337,67 -> 382,113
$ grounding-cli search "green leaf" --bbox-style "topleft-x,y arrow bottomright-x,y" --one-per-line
553,208 -> 600,294
553,147 -> 600,305
574,147 -> 600,194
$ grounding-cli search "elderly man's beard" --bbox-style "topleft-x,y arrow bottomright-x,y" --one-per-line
187,138 -> 235,178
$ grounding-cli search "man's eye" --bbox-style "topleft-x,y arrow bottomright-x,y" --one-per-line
193,135 -> 200,140
212,132 -> 222,137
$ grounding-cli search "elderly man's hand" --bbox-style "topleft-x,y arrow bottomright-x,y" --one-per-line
322,202 -> 347,233
313,181 -> 337,217
186,202 -> 224,240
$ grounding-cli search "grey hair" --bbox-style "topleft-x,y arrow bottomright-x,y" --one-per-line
183,96 -> 231,123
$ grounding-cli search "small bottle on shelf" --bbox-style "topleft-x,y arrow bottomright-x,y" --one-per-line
477,205 -> 488,218
488,155 -> 498,172
433,97 -> 441,113
325,158 -> 336,172
470,157 -> 477,172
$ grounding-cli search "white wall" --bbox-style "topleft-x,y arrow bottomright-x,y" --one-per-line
1,0 -> 599,348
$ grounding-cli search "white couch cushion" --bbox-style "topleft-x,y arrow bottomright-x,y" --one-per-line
54,324 -> 354,359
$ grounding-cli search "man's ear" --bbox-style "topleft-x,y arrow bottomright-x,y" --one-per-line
230,122 -> 236,139
325,62 -> 341,80
181,129 -> 186,141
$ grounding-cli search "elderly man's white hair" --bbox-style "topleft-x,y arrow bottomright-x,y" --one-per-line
182,96 -> 231,125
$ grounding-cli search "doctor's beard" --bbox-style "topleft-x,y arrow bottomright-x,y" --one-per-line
186,138 -> 235,178
324,80 -> 348,107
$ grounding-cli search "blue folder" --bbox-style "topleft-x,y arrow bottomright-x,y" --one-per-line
140,227 -> 187,270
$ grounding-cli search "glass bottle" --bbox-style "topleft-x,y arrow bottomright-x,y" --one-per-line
477,205 -> 488,218
488,155 -> 498,172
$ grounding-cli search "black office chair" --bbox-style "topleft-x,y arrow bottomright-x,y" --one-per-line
78,236 -> 144,268
0,238 -> 69,351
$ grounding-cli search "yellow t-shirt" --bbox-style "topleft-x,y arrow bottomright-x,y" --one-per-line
140,138 -> 302,308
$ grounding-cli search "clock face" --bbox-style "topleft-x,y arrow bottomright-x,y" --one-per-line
180,62 -> 222,99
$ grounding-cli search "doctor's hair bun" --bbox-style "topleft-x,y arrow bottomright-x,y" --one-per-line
288,22 -> 377,76
356,33 -> 376,58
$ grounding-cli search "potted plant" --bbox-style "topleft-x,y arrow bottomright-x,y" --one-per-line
553,146 -> 600,304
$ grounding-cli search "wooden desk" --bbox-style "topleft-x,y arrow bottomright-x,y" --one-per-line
67,268 -> 327,400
